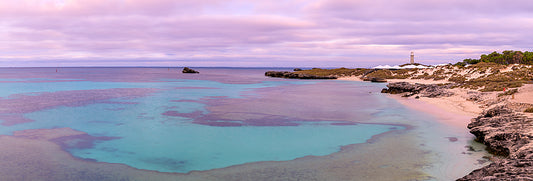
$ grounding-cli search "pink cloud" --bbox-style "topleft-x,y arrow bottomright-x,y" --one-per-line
1,0 -> 533,67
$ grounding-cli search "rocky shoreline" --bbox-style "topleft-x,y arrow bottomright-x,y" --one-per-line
458,105 -> 533,180
265,71 -> 337,79
381,82 -> 533,180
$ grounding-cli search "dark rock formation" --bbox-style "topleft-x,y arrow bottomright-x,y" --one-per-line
458,106 -> 533,180
182,67 -> 199,73
380,82 -> 454,98
505,102 -> 533,112
370,77 -> 387,82
264,71 -> 337,79
381,82 -> 424,95
458,159 -> 533,181
467,106 -> 532,158
293,68 -> 303,71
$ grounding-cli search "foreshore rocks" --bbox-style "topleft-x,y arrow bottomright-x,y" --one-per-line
380,82 -> 454,98
264,71 -> 337,79
467,106 -> 533,159
182,67 -> 199,73
362,77 -> 387,82
458,106 -> 533,180
380,82 -> 533,180
379,82 -> 533,180
458,159 -> 533,181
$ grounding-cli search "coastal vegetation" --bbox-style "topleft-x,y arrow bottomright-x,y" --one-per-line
459,50 -> 533,65
267,51 -> 533,92
292,67 -> 367,77
285,52 -> 533,179
498,89 -> 518,97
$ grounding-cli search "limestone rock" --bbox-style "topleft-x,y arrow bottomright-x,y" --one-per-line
459,106 -> 533,180
182,67 -> 199,73
380,82 -> 454,98
264,71 -> 337,79
370,77 -> 387,83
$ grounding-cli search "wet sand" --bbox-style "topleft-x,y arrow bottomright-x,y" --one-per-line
390,94 -> 475,128
387,94 -> 492,179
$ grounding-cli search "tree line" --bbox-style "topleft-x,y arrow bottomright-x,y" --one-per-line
459,50 -> 533,65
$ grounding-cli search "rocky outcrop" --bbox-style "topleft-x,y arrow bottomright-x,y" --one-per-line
467,106 -> 533,158
458,106 -> 533,180
380,82 -> 423,95
182,67 -> 199,73
458,159 -> 533,181
362,77 -> 387,82
264,71 -> 337,79
380,82 -> 454,98
370,77 -> 387,82
372,79 -> 533,180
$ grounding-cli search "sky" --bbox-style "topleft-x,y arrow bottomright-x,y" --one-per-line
1,0 -> 533,67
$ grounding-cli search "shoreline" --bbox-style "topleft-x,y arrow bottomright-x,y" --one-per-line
339,76 -> 482,126
337,72 -> 533,180
338,77 -> 494,179
387,94 -> 474,128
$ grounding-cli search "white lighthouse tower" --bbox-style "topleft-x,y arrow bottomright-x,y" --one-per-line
410,52 -> 415,64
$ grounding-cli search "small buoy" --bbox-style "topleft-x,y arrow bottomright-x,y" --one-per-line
56,69 -> 58,72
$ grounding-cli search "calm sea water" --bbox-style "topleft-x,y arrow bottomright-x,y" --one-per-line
0,67 -> 488,179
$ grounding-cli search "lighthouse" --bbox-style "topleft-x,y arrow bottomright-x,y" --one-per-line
410,52 -> 415,64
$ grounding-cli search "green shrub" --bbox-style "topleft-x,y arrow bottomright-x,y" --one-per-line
479,81 -> 524,92
498,89 -> 518,97
296,68 -> 369,77
449,76 -> 466,83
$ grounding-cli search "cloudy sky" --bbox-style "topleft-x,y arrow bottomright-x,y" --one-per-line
1,0 -> 532,67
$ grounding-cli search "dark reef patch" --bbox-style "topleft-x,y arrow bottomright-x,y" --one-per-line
330,122 -> 358,126
50,134 -> 121,150
0,88 -> 157,126
141,157 -> 188,171
162,110 -> 204,119
173,87 -> 220,90
446,137 -> 459,142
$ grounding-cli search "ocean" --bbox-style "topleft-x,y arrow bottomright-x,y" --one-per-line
0,67 -> 489,180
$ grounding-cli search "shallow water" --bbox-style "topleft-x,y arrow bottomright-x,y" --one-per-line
0,67 -> 489,180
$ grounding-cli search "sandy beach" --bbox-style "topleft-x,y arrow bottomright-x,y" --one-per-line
334,60 -> 533,180
340,76 -> 482,122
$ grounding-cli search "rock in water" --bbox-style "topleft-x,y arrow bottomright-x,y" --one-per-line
264,71 -> 336,79
293,68 -> 303,71
370,77 -> 387,83
182,67 -> 199,74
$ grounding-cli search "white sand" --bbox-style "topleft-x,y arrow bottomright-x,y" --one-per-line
390,95 -> 474,128
340,72 -> 533,123
511,84 -> 533,104
338,76 -> 485,124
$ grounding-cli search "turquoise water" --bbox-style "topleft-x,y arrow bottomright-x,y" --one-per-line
0,68 -> 404,173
